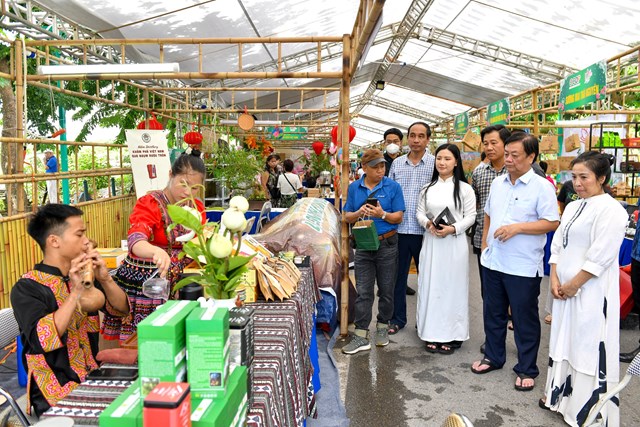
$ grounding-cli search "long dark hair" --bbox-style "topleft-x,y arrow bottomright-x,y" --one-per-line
422,143 -> 467,210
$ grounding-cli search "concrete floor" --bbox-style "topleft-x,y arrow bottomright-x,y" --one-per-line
333,248 -> 640,427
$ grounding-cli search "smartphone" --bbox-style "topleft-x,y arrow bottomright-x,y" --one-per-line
87,368 -> 138,381
366,198 -> 378,206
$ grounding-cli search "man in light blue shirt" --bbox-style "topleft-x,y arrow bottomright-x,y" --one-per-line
471,133 -> 559,392
388,122 -> 435,334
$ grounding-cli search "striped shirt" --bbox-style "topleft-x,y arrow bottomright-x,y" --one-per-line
389,151 -> 435,235
471,162 -> 507,249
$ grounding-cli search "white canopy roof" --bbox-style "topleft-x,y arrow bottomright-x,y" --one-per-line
3,0 -> 639,147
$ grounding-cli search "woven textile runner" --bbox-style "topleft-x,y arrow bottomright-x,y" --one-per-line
247,265 -> 319,427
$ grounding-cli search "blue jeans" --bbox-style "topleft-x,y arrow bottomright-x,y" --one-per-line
390,233 -> 423,328
353,234 -> 399,330
482,267 -> 541,378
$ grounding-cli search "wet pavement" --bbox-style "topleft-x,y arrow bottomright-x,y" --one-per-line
334,250 -> 640,426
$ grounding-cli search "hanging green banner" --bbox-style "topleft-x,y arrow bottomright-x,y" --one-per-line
558,61 -> 607,112
266,126 -> 308,140
487,98 -> 510,125
454,112 -> 469,135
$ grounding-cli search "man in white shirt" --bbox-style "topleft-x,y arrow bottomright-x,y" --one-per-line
471,132 -> 559,393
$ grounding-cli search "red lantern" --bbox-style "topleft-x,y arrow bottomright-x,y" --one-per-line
137,114 -> 164,130
312,141 -> 324,155
183,131 -> 203,146
330,125 -> 356,144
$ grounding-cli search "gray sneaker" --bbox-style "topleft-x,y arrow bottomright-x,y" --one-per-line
375,323 -> 389,347
342,332 -> 371,354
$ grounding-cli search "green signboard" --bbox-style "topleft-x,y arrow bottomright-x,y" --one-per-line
487,98 -> 510,125
558,61 -> 607,112
454,112 -> 469,135
266,126 -> 307,140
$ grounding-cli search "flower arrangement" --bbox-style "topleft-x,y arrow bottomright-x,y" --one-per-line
300,147 -> 333,178
168,195 -> 255,299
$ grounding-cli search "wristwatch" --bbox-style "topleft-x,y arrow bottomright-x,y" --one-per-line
381,211 -> 387,221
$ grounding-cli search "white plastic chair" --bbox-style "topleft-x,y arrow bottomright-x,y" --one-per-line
255,201 -> 272,233
583,351 -> 640,426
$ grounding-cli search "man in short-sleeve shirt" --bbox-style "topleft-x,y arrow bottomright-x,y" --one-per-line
471,133 -> 559,391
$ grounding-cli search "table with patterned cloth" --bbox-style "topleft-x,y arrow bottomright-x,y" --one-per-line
39,379 -> 134,426
247,265 -> 320,427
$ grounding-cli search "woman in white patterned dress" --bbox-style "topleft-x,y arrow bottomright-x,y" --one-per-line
540,151 -> 627,426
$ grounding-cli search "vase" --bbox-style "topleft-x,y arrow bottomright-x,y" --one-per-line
214,297 -> 237,310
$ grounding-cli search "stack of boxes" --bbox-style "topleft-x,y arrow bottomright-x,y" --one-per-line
190,366 -> 248,427
137,300 -> 198,395
186,307 -> 230,399
228,306 -> 254,404
100,302 -> 250,427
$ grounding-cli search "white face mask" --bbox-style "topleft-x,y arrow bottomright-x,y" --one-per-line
386,143 -> 400,155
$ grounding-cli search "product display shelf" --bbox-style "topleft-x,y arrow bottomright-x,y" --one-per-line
589,121 -> 640,199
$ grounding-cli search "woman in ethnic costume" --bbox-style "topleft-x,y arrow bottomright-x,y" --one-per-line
11,204 -> 130,416
540,151 -> 627,426
101,149 -> 206,343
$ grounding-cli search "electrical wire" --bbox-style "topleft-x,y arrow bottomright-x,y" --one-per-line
472,0 -> 630,47
96,0 -> 218,34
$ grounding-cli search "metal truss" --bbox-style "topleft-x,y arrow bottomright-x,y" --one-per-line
0,0 -> 123,63
350,0 -> 435,116
362,96 -> 445,123
417,26 -> 577,83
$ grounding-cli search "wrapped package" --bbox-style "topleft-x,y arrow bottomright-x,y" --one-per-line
254,198 -> 342,292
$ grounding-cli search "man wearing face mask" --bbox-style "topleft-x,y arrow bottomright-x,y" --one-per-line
383,128 -> 403,177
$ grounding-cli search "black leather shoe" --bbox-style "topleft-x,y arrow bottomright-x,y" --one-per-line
620,345 -> 640,363
406,287 -> 416,296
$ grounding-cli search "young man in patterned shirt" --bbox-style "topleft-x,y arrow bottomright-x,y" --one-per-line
11,204 -> 129,416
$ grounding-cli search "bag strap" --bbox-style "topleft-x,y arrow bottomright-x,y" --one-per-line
283,173 -> 296,193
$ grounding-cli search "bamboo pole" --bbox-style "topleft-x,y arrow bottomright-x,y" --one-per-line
26,36 -> 344,47
27,71 -> 343,82
15,39 -> 25,213
340,34 -> 352,338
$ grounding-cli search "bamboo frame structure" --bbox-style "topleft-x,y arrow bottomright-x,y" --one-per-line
0,0 -> 387,325
441,45 -> 640,140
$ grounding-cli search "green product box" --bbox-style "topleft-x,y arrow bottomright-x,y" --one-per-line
190,398 -> 228,427
187,307 -> 230,398
137,300 -> 198,395
99,380 -> 142,427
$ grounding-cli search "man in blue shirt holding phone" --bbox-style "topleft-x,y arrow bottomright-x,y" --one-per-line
342,149 -> 405,354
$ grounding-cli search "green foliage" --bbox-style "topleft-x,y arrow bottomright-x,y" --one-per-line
208,146 -> 262,192
167,199 -> 255,299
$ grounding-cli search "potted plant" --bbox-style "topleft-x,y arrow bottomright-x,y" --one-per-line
167,194 -> 255,300
207,144 -> 263,200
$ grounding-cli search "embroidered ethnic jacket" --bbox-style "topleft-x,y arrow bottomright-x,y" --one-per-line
10,263 -> 127,416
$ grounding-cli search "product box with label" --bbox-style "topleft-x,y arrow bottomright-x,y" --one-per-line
137,300 -> 198,395
99,380 -> 142,427
190,398 -> 227,427
235,269 -> 257,304
190,366 -> 248,427
186,307 -> 230,399
96,247 -> 127,269
143,382 -> 191,427
229,306 -> 254,368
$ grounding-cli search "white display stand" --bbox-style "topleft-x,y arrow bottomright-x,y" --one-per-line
125,129 -> 172,199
